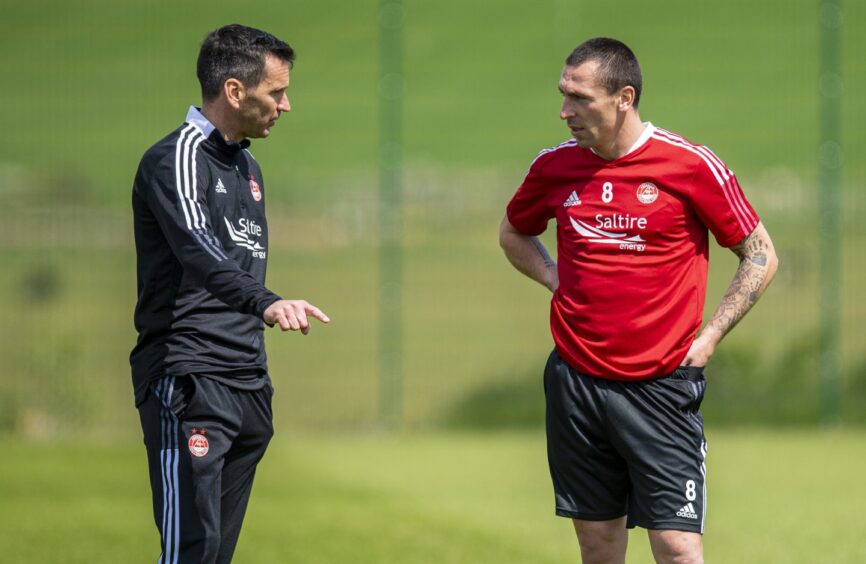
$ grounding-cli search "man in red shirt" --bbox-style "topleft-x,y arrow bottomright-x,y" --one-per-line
500,38 -> 777,563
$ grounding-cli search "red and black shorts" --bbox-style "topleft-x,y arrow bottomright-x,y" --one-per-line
544,349 -> 708,533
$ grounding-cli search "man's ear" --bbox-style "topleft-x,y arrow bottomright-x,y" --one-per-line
223,78 -> 246,109
617,85 -> 636,111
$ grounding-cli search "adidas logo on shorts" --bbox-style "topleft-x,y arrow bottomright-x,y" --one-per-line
676,502 -> 698,520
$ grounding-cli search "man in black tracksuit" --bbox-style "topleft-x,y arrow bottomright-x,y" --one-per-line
131,25 -> 329,563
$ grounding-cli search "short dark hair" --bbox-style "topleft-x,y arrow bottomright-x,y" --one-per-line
566,38 -> 642,108
197,24 -> 295,101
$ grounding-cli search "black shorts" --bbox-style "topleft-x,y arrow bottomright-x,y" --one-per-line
544,349 -> 708,533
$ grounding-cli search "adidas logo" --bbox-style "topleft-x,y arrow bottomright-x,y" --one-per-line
563,190 -> 581,207
676,503 -> 698,520
215,178 -> 227,194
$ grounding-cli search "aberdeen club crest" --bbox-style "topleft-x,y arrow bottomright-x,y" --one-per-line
636,182 -> 659,204
188,428 -> 210,457
249,175 -> 262,202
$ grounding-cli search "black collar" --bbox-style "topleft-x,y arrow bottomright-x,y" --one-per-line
201,129 -> 251,163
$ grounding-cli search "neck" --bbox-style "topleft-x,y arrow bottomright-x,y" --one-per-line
200,101 -> 245,144
594,111 -> 645,161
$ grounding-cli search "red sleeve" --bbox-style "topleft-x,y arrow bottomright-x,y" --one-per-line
686,149 -> 759,248
506,155 -> 555,236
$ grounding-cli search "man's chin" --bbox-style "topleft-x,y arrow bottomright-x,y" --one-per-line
572,136 -> 592,148
246,128 -> 272,140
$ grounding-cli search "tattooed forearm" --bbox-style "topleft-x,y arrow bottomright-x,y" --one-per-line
709,255 -> 762,333
500,216 -> 558,292
704,223 -> 777,341
532,236 -> 556,269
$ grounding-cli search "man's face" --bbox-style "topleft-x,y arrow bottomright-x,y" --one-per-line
237,54 -> 291,139
558,60 -> 623,150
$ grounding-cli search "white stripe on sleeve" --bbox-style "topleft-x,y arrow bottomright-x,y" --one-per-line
651,131 -> 755,234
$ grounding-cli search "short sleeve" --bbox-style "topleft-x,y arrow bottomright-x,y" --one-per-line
687,150 -> 759,248
506,156 -> 555,236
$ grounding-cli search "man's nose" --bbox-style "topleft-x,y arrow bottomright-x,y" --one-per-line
560,101 -> 573,120
279,94 -> 291,112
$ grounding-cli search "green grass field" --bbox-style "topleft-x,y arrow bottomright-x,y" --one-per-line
1,429 -> 864,563
1,2 -> 866,561
2,0 -> 865,433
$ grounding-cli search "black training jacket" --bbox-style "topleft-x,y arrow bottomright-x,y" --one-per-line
130,107 -> 281,405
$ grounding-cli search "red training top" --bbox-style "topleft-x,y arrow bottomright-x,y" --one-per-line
506,124 -> 759,380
